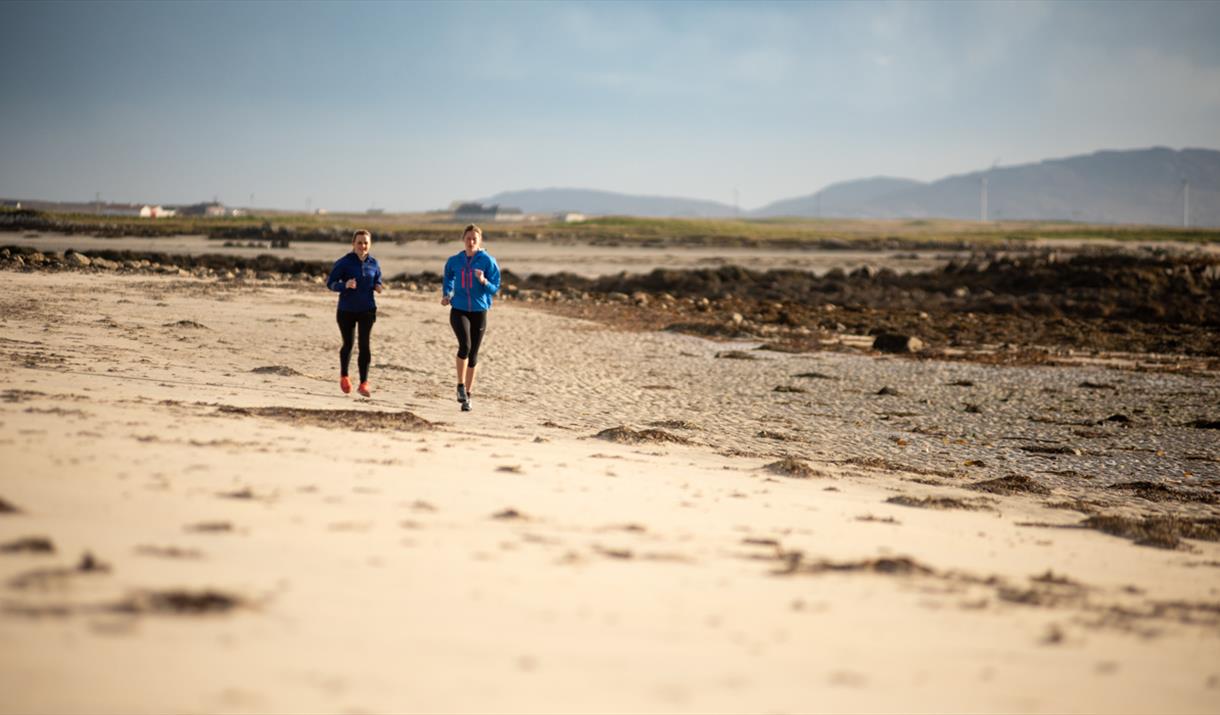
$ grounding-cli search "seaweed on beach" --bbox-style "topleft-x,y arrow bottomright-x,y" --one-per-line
886,495 -> 993,511
135,545 -> 204,559
251,365 -> 302,376
217,406 -> 433,431
1,389 -> 45,403
646,419 -> 700,430
856,515 -> 900,524
8,552 -> 110,589
1106,481 -> 1218,504
1080,515 -> 1220,549
1043,499 -> 1103,514
594,426 -> 691,445
842,456 -> 959,479
0,536 -> 54,554
1020,444 -> 1081,456
968,475 -> 1052,496
764,457 -> 826,479
795,556 -> 936,576
109,589 -> 247,615
162,320 -> 208,329
794,371 -> 837,380
184,521 -> 234,533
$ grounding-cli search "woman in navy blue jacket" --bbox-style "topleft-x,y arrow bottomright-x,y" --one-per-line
327,229 -> 384,397
441,224 -> 500,412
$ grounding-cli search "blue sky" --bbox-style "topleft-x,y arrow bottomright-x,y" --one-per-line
3,0 -> 1219,211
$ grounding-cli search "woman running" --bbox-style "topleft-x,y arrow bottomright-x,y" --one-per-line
327,229 -> 384,397
441,224 -> 501,412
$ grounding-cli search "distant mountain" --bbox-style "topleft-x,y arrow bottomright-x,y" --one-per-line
477,188 -> 736,218
754,147 -> 1220,226
752,177 -> 923,218
473,148 -> 1219,226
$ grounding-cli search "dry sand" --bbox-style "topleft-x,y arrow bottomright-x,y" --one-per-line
1,270 -> 1218,714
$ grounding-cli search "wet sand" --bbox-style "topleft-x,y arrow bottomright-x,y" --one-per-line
1,270 -> 1218,714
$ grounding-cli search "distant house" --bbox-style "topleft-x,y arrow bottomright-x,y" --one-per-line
453,202 -> 524,222
139,205 -> 176,218
554,212 -> 586,223
175,202 -> 226,217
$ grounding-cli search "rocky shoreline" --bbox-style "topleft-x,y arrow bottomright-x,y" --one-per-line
3,243 -> 1217,364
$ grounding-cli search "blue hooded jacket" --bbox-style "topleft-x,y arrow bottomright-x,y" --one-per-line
327,252 -> 382,312
443,250 -> 500,312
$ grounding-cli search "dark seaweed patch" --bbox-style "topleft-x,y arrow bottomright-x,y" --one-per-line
0,536 -> 54,554
250,365 -> 301,376
1106,481 -> 1217,504
111,589 -> 246,615
594,426 -> 690,445
764,457 -> 825,479
886,495 -> 992,511
797,556 -> 936,576
217,406 -> 433,431
968,475 -> 1051,496
1081,515 -> 1220,549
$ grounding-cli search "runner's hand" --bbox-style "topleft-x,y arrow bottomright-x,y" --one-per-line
345,278 -> 357,289
441,295 -> 451,306
473,268 -> 485,284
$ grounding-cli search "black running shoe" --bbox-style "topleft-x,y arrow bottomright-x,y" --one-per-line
461,398 -> 472,412
457,384 -> 468,403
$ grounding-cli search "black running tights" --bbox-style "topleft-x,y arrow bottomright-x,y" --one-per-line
337,308 -> 376,382
450,308 -> 487,367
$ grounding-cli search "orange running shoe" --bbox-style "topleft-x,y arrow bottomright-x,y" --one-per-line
340,375 -> 352,394
357,381 -> 371,397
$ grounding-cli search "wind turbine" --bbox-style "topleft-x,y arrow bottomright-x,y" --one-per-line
980,158 -> 1000,222
1183,179 -> 1191,228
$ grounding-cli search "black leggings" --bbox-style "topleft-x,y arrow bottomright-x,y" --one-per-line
450,308 -> 487,367
337,309 -> 376,382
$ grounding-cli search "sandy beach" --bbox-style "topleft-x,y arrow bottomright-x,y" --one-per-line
1,268 -> 1218,714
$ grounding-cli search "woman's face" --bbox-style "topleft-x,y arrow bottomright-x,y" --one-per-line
353,235 -> 371,259
463,230 -> 481,254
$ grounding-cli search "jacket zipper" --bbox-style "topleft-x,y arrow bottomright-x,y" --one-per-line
465,254 -> 474,311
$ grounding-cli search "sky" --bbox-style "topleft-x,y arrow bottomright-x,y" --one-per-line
2,0 -> 1219,212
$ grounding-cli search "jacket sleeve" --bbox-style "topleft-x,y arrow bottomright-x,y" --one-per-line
374,261 -> 383,287
483,257 -> 501,296
327,258 -> 347,293
442,258 -> 455,297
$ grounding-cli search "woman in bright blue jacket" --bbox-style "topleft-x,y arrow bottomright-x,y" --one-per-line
327,229 -> 383,397
441,224 -> 500,412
